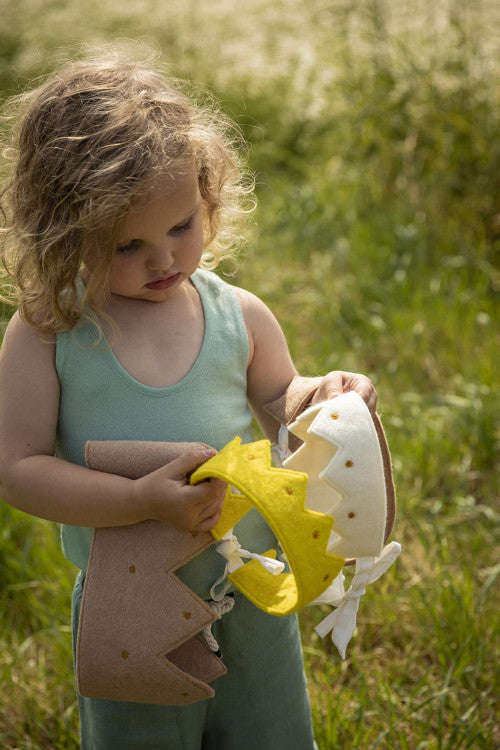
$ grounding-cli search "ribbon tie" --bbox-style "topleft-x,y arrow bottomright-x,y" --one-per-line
210,531 -> 286,601
314,541 -> 401,658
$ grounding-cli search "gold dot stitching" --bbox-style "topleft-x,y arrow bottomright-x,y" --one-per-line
128,564 -> 136,574
345,460 -> 354,468
348,512 -> 356,519
312,530 -> 320,540
121,651 -> 129,660
331,413 -> 339,420
285,487 -> 294,495
183,611 -> 192,620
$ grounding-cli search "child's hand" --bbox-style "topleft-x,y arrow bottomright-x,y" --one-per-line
132,446 -> 226,533
312,371 -> 378,413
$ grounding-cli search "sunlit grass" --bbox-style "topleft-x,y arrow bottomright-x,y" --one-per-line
302,503 -> 498,748
0,504 -> 78,748
1,0 -> 499,747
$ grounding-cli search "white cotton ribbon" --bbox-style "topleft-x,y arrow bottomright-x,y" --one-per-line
314,541 -> 402,658
271,423 -> 292,467
210,530 -> 286,601
202,595 -> 236,652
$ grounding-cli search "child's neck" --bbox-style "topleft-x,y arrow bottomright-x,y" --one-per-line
102,279 -> 205,388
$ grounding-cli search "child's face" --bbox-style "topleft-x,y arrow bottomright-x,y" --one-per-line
102,166 -> 204,303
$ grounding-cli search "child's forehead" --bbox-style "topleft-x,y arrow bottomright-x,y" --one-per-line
118,167 -> 201,233
133,165 -> 199,208
147,164 -> 198,195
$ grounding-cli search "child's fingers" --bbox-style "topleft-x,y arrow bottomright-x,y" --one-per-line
314,371 -> 378,413
312,370 -> 347,404
315,371 -> 344,401
161,445 -> 217,481
170,475 -> 225,528
193,493 -> 225,531
191,479 -> 226,530
345,373 -> 377,412
360,383 -> 378,413
140,446 -> 227,531
206,477 -> 227,502
187,477 -> 226,512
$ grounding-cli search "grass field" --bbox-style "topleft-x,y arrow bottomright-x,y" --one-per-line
1,1 -> 499,747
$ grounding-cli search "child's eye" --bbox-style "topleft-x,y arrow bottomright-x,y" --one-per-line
116,239 -> 140,254
171,216 -> 193,233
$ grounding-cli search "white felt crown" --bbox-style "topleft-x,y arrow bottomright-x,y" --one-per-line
286,393 -> 401,656
284,391 -> 389,558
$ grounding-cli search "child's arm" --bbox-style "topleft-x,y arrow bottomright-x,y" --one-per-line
0,313 -> 224,532
235,289 -> 377,440
235,289 -> 297,440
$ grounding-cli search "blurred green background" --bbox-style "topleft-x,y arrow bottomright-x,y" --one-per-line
1,1 -> 498,747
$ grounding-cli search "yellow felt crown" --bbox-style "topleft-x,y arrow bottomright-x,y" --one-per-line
190,437 -> 345,616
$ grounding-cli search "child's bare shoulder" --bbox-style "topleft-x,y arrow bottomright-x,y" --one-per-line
1,311 -> 56,366
232,286 -> 279,325
232,285 -> 286,363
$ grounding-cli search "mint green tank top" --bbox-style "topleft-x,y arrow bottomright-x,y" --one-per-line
56,269 -> 276,598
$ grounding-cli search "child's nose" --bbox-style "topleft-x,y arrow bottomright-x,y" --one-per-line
147,242 -> 174,270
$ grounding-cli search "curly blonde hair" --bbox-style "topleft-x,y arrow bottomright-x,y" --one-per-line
0,53 -> 254,333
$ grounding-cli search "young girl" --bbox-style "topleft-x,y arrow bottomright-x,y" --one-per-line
0,54 -> 376,749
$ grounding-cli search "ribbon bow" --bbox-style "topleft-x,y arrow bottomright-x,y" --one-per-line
314,541 -> 401,658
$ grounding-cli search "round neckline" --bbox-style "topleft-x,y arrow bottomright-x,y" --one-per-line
97,270 -> 211,394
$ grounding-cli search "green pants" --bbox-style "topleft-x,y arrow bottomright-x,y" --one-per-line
72,573 -> 316,749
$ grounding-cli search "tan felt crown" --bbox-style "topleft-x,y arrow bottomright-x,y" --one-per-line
77,441 -> 226,706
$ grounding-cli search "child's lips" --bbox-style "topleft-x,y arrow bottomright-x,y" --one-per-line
145,273 -> 180,290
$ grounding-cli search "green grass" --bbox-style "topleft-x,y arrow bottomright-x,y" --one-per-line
1,0 -> 499,747
0,504 -> 78,749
